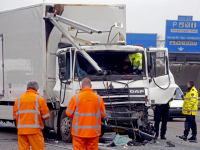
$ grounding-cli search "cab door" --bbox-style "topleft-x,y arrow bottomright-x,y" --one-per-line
53,48 -> 74,106
146,48 -> 177,105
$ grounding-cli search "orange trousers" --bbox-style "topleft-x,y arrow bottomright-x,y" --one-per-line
73,136 -> 99,150
18,131 -> 45,150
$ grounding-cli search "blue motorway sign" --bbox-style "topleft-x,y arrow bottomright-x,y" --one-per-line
165,19 -> 200,52
126,33 -> 157,48
178,16 -> 193,21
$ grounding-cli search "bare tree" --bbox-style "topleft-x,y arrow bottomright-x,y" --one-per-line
157,34 -> 165,48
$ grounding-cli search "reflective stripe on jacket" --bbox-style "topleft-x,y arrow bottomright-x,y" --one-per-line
66,88 -> 106,138
13,89 -> 50,134
182,86 -> 198,115
169,101 -> 171,107
128,53 -> 142,70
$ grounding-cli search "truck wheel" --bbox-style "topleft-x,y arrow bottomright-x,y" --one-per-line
60,110 -> 72,142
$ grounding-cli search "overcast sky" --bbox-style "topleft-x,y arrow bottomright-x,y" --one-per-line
0,0 -> 200,39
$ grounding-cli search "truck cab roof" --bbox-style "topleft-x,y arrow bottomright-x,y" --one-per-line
57,45 -> 145,54
81,45 -> 144,51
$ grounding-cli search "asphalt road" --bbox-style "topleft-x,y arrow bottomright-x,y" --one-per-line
1,114 -> 200,150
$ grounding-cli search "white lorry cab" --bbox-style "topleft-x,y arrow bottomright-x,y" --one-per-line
0,3 -> 176,141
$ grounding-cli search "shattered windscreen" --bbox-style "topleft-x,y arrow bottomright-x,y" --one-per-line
74,51 -> 145,78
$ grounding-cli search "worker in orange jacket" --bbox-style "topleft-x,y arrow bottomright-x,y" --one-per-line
66,77 -> 106,150
13,81 -> 50,150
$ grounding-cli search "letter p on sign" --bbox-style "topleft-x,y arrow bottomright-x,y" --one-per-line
173,22 -> 177,27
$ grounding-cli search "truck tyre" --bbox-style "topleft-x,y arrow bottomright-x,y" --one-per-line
60,110 -> 72,142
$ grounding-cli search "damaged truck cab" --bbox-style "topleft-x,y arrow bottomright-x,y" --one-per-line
52,44 -> 177,141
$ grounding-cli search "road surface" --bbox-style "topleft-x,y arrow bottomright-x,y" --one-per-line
1,114 -> 200,150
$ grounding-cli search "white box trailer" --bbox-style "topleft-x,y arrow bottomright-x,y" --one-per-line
0,3 -> 126,118
0,3 -> 126,139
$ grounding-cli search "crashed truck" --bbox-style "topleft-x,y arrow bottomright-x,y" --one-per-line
0,3 -> 177,142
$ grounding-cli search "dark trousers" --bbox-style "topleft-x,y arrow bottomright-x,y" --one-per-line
184,115 -> 197,136
133,68 -> 142,75
154,104 -> 169,136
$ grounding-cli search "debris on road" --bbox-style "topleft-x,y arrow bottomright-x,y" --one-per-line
189,141 -> 198,143
99,133 -> 158,148
113,134 -> 132,146
166,141 -> 175,147
127,140 -> 148,146
99,134 -> 131,147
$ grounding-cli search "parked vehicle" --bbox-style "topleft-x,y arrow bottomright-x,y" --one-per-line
169,87 -> 186,120
0,3 -> 177,142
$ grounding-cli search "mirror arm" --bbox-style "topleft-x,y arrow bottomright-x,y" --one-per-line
107,25 -> 115,43
166,56 -> 169,74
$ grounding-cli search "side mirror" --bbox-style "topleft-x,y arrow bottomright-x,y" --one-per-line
58,53 -> 67,80
58,53 -> 66,68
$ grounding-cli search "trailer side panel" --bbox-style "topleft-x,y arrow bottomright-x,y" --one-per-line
0,4 -> 46,120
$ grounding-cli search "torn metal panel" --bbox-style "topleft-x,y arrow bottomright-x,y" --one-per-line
148,48 -> 177,104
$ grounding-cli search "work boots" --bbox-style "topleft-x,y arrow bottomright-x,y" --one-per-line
188,136 -> 197,141
161,135 -> 167,140
154,133 -> 159,140
179,135 -> 187,141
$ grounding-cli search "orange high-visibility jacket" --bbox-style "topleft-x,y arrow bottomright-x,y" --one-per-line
66,88 -> 106,138
13,89 -> 50,134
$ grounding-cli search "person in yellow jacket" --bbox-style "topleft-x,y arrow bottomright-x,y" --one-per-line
123,53 -> 143,75
13,81 -> 50,150
179,81 -> 198,141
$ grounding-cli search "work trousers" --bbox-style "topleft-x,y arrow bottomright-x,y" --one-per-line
18,131 -> 45,150
73,136 -> 99,150
133,68 -> 142,75
184,115 -> 197,136
154,104 -> 169,136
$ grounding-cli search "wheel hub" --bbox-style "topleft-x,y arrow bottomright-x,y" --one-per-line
61,117 -> 71,135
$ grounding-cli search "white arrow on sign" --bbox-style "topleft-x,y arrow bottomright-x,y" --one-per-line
178,47 -> 184,51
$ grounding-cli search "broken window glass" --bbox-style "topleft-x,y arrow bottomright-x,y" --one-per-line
149,51 -> 167,77
75,51 -> 145,77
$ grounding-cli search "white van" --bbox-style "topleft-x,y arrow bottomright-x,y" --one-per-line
169,87 -> 186,120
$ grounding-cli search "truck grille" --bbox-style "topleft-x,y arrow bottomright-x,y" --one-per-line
103,97 -> 145,103
95,88 -> 129,96
94,88 -> 145,104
